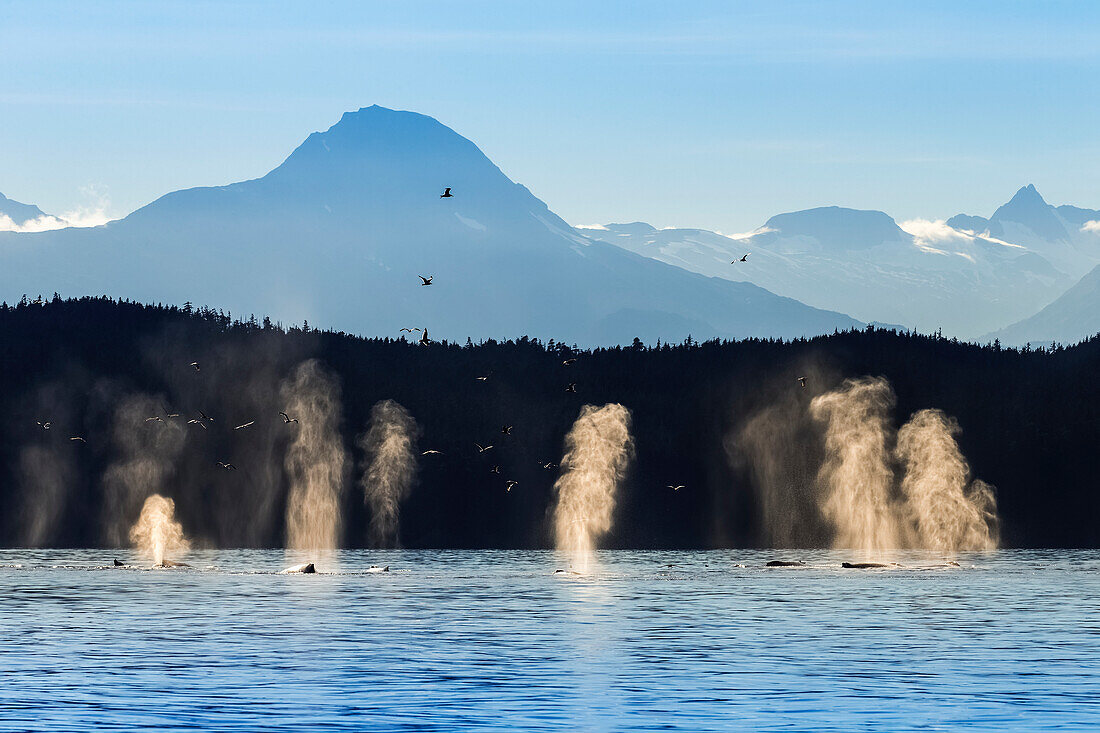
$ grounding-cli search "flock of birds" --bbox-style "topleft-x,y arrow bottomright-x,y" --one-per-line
29,186 -> 808,500
36,379 -> 303,475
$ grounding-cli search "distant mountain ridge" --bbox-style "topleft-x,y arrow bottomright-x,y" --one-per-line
583,185 -> 1100,340
5,110 -> 1099,345
0,106 -> 860,345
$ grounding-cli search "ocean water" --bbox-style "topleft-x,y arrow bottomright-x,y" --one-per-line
1,549 -> 1098,731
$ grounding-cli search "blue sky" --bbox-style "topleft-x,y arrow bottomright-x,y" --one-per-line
2,0 -> 1099,232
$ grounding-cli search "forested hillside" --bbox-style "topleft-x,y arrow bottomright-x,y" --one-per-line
1,296 -> 1097,548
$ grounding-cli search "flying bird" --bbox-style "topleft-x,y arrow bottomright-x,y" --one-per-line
500,425 -> 512,435
732,253 -> 750,263
475,443 -> 493,453
399,327 -> 421,333
162,405 -> 180,418
419,275 -> 434,286
440,187 -> 453,198
476,375 -> 490,382
490,465 -> 501,474
145,416 -> 163,423
422,450 -> 443,456
565,383 -> 577,393
419,329 -> 431,346
542,462 -> 556,470
69,436 -> 86,443
234,421 -> 255,430
505,480 -> 519,493
198,410 -> 214,422
36,421 -> 51,430
216,461 -> 237,471
562,358 -> 577,366
280,412 -> 299,424
667,485 -> 685,491
187,419 -> 207,430
189,361 -> 200,371
797,376 -> 806,388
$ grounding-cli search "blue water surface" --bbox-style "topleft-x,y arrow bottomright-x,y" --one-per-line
1,549 -> 1098,731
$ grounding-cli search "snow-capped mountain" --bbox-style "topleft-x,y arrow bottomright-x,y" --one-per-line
581,187 -> 1100,339
0,106 -> 860,344
948,184 -> 1100,278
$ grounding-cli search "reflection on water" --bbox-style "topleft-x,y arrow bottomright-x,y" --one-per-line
1,549 -> 1099,731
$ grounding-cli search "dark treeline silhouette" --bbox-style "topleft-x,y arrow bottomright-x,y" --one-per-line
1,295 -> 1098,549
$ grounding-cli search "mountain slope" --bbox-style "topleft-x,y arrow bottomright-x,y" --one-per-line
987,263 -> 1100,345
0,106 -> 859,344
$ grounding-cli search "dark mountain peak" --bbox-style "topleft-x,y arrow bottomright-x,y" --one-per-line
269,105 -> 494,185
1009,183 -> 1045,205
125,104 -> 541,227
989,184 -> 1068,241
760,206 -> 907,250
946,213 -> 989,233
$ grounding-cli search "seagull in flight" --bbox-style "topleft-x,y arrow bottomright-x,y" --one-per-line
399,327 -> 421,333
732,253 -> 750,263
69,436 -> 86,443
562,358 -> 577,366
797,376 -> 806,388
419,329 -> 431,346
490,465 -> 501,474
234,421 -> 255,430
35,420 -> 51,430
422,450 -> 443,456
216,461 -> 237,471
475,443 -> 493,453
280,412 -> 299,424
198,410 -> 214,422
189,361 -> 200,371
187,419 -> 207,430
667,485 -> 685,491
505,480 -> 519,493
542,461 -> 556,470
419,275 -> 434,286
145,416 -> 163,423
565,383 -> 577,393
162,405 -> 180,418
440,187 -> 453,198
500,425 -> 512,435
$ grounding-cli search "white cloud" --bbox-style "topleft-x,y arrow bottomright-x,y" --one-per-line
900,218 -> 1025,252
725,226 -> 775,241
574,224 -> 608,231
0,207 -> 112,233
1082,220 -> 1100,234
899,218 -> 970,244
0,186 -> 114,233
